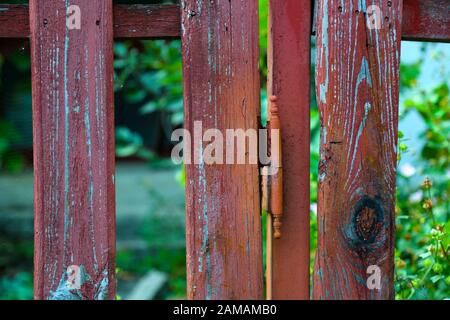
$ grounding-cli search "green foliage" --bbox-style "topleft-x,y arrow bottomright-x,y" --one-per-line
400,61 -> 421,90
0,272 -> 33,300
0,49 -> 27,173
394,47 -> 449,300
0,235 -> 33,300
259,0 -> 268,82
404,83 -> 449,169
116,247 -> 186,292
116,212 -> 186,299
114,40 -> 183,127
115,126 -> 155,160
395,175 -> 449,299
0,120 -> 25,173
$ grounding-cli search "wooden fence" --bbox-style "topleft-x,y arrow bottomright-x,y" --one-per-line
0,0 -> 448,300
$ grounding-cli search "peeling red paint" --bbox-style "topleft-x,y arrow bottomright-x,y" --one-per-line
30,0 -> 116,300
313,0 -> 402,300
267,0 -> 311,300
2,2 -> 449,42
181,0 -> 263,300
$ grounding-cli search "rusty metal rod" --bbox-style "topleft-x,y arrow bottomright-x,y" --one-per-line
269,96 -> 283,239
262,95 -> 283,300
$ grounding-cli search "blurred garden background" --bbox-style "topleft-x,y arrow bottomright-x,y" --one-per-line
0,0 -> 448,299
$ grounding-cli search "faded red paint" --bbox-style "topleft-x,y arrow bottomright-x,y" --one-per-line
313,0 -> 402,300
113,4 -> 180,39
2,2 -> 450,42
30,0 -> 115,299
0,4 -> 180,39
181,0 -> 263,299
267,0 -> 311,300
0,4 -> 29,38
0,0 -> 444,302
402,0 -> 450,42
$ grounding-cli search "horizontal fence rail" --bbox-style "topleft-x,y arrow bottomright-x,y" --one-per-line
402,0 -> 450,42
0,4 -> 180,39
1,1 -> 449,41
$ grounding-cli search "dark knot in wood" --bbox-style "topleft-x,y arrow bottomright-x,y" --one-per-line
351,196 -> 383,244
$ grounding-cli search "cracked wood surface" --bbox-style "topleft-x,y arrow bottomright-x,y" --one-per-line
313,0 -> 402,299
181,0 -> 263,299
30,0 -> 116,299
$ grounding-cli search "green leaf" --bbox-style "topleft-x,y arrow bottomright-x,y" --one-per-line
430,275 -> 444,283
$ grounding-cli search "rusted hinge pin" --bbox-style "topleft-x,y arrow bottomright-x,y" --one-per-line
269,96 -> 283,239
261,96 -> 283,239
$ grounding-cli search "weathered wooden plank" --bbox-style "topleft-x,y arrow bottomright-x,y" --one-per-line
30,0 -> 116,299
312,0 -> 449,42
2,2 -> 449,42
402,0 -> 450,42
267,0 -> 311,300
181,0 -> 263,299
313,0 -> 402,299
113,4 -> 180,39
0,4 -> 29,38
0,4 -> 180,39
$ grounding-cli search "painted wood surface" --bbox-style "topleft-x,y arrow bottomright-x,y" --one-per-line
113,4 -> 180,39
0,4 -> 29,38
30,0 -> 115,300
2,2 -> 449,42
267,0 -> 311,300
402,0 -> 450,42
181,0 -> 263,299
0,4 -> 180,39
313,0 -> 402,299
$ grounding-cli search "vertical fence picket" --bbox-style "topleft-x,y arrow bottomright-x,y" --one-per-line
313,0 -> 402,299
267,0 -> 311,299
181,0 -> 263,299
30,0 -> 116,299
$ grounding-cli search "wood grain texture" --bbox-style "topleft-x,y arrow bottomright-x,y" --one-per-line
0,4 -> 180,39
402,0 -> 450,42
30,0 -> 116,300
313,0 -> 402,299
0,4 -> 29,38
267,0 -> 311,300
181,0 -> 263,299
2,2 -> 449,41
113,4 -> 180,39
